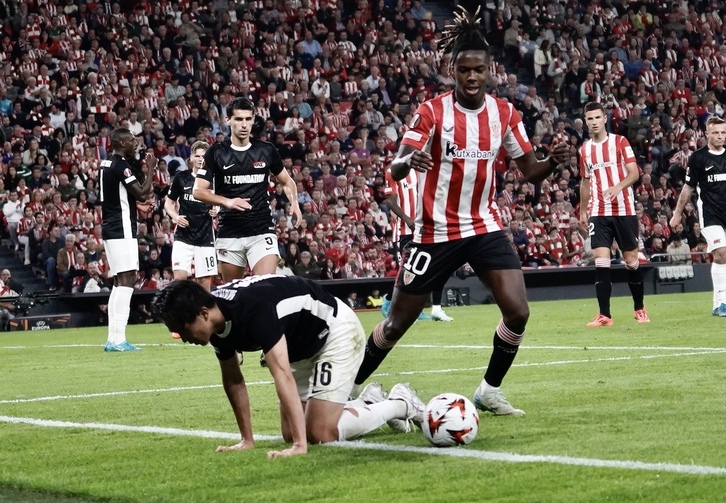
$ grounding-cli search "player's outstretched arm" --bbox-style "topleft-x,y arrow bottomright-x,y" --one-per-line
216,356 -> 255,452
276,169 -> 302,226
669,184 -> 694,229
391,144 -> 433,181
264,336 -> 308,458
515,141 -> 569,184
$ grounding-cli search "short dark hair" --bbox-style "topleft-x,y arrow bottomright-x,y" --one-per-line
110,127 -> 133,149
584,102 -> 605,114
225,97 -> 254,118
152,280 -> 217,333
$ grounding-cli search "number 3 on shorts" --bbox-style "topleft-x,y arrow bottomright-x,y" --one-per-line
403,246 -> 432,275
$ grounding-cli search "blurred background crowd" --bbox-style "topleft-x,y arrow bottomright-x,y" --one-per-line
0,0 -> 720,296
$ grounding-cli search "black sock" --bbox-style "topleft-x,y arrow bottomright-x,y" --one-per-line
628,268 -> 644,311
483,334 -> 519,388
431,289 -> 442,305
595,267 -> 612,318
354,336 -> 393,385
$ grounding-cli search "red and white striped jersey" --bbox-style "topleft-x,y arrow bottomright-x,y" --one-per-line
384,169 -> 416,241
579,134 -> 637,217
401,92 -> 532,244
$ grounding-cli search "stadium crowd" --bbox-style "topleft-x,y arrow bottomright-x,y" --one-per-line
0,0 -> 721,294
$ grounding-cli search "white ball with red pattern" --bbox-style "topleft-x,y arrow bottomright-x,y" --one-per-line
422,393 -> 479,447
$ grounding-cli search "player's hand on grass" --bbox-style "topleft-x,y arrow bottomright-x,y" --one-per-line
174,215 -> 189,228
410,150 -> 434,172
225,197 -> 252,211
267,444 -> 308,459
216,439 -> 254,452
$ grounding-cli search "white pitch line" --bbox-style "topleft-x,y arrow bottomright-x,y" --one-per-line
399,344 -> 726,351
0,343 -> 187,349
1,415 -> 724,476
0,381 -> 272,404
3,350 -> 724,405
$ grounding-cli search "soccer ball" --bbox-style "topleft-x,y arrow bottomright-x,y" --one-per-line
422,393 -> 479,447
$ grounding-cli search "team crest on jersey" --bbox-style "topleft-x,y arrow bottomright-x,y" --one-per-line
123,168 -> 133,178
403,270 -> 416,285
253,161 -> 267,169
490,123 -> 501,135
410,114 -> 421,129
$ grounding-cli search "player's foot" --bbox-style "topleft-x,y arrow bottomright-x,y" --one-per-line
633,308 -> 650,323
586,314 -> 613,327
23,259 -> 30,265
473,384 -> 525,416
381,295 -> 391,318
417,311 -> 431,320
171,332 -> 181,339
431,309 -> 454,322
358,382 -> 387,405
104,341 -> 141,352
713,307 -> 719,316
388,383 -> 425,428
719,303 -> 726,317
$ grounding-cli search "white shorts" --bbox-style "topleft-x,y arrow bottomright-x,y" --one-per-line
216,233 -> 279,269
103,239 -> 139,277
701,225 -> 726,252
171,241 -> 218,277
291,298 -> 366,404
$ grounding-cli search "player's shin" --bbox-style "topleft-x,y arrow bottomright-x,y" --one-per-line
110,286 -> 134,343
354,320 -> 397,385
625,260 -> 644,311
595,257 -> 612,318
482,320 -> 524,388
711,262 -> 726,310
337,401 -> 406,440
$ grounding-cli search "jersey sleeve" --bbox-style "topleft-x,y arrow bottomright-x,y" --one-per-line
579,144 -> 589,179
618,136 -> 636,164
115,158 -> 139,188
501,103 -> 533,159
400,101 -> 435,150
167,174 -> 182,202
685,152 -> 700,189
198,147 -> 216,184
384,170 -> 398,197
268,144 -> 284,176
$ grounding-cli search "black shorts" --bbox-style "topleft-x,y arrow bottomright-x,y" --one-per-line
589,216 -> 639,251
395,232 -> 522,295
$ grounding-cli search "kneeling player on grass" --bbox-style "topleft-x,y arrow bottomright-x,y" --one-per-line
153,275 -> 424,458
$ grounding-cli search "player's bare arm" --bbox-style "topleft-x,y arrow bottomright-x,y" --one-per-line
216,357 -> 255,452
193,177 -> 252,212
669,184 -> 695,228
515,142 -> 569,184
264,336 -> 308,458
391,144 -> 433,180
276,169 -> 303,226
163,196 -> 189,228
125,154 -> 155,202
603,161 -> 639,202
579,178 -> 591,225
386,194 -> 414,230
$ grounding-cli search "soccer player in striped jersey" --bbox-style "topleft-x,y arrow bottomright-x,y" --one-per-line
154,276 -> 424,457
352,7 -> 569,416
100,128 -> 155,352
579,102 -> 649,327
670,116 -> 726,317
384,169 -> 453,322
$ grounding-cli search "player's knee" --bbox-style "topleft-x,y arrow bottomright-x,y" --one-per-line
383,317 -> 408,341
504,303 -> 529,329
307,425 -> 338,444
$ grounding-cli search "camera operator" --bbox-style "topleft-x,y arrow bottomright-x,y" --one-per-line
0,269 -> 22,330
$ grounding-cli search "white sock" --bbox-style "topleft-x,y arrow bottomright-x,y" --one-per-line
713,263 -> 726,308
106,287 -> 117,343
346,397 -> 367,409
109,286 -> 133,344
431,305 -> 442,312
337,401 -> 407,440
477,380 -> 498,396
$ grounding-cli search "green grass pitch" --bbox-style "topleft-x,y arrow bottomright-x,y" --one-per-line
1,292 -> 725,502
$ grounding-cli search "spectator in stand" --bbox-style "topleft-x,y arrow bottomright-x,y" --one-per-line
667,234 -> 692,265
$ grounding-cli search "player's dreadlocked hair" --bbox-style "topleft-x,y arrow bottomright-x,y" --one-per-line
439,6 -> 489,62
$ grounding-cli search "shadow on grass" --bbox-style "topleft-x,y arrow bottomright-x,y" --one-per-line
0,486 -> 132,503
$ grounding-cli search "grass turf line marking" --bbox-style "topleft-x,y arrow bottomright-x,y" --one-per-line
0,343 -> 185,349
1,415 -> 724,476
3,350 -> 724,405
400,344 -> 726,351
